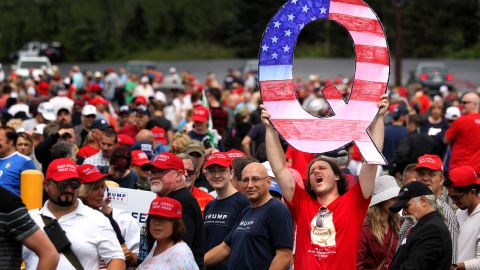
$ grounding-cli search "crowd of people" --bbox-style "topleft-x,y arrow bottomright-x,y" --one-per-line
0,63 -> 479,270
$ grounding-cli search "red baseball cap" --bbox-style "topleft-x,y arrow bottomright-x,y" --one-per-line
151,126 -> 167,144
415,154 -> 444,173
134,96 -> 147,105
449,165 -> 480,187
46,158 -> 80,182
90,96 -> 109,106
204,152 -> 231,169
225,149 -> 246,161
77,164 -> 109,184
148,197 -> 182,219
118,134 -> 135,146
192,105 -> 209,123
131,150 -> 150,167
141,152 -> 185,173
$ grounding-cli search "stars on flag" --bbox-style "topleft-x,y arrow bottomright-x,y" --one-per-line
259,0 -> 331,66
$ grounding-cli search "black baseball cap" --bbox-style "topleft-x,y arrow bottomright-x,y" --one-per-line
90,119 -> 109,130
135,105 -> 150,115
389,181 -> 433,213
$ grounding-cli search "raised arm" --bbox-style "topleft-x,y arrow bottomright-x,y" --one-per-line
359,94 -> 389,199
262,105 -> 295,203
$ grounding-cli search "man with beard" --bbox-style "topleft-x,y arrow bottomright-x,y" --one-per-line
138,152 -> 205,269
22,158 -> 125,269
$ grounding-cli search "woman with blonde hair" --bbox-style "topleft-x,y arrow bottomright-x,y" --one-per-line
78,164 -> 140,268
357,175 -> 401,270
169,132 -> 191,154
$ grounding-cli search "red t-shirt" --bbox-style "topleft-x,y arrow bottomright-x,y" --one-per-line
191,186 -> 214,217
77,144 -> 100,158
286,181 -> 370,270
285,146 -> 315,180
445,113 -> 480,174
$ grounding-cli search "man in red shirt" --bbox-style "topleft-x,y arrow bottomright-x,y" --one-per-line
445,92 -> 480,174
262,95 -> 388,269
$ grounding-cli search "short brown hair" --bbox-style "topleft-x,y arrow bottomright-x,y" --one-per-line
146,217 -> 186,248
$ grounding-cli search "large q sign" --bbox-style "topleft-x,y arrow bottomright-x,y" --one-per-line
259,0 -> 389,165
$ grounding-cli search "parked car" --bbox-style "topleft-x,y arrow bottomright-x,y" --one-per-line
408,62 -> 454,95
14,56 -> 53,78
10,41 -> 65,62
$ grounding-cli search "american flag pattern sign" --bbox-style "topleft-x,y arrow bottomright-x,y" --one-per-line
259,0 -> 389,164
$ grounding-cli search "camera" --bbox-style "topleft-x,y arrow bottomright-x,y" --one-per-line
202,137 -> 211,149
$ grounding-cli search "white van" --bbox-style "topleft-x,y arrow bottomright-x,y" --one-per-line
15,56 -> 53,78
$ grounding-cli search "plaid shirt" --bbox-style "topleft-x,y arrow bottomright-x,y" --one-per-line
397,194 -> 459,264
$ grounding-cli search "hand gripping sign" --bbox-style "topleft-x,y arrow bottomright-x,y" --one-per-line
259,0 -> 389,164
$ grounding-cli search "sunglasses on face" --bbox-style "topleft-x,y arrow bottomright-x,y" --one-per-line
53,179 -> 81,191
186,170 -> 196,176
239,176 -> 268,183
449,192 -> 468,202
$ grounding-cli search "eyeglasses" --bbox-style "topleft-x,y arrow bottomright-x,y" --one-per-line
206,167 -> 228,175
186,170 -> 196,176
315,207 -> 329,228
85,115 -> 96,119
449,192 -> 468,202
239,176 -> 269,183
53,179 -> 81,191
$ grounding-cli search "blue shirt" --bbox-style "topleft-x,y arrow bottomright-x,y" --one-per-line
383,124 -> 408,165
0,152 -> 36,196
225,198 -> 293,270
204,192 -> 250,270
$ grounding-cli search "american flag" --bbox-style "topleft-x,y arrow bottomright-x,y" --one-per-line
259,0 -> 389,164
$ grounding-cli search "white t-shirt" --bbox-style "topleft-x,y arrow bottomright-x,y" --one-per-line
23,200 -> 125,269
136,241 -> 198,270
456,204 -> 480,269
112,208 -> 141,255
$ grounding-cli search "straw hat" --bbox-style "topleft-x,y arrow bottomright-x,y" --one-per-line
369,175 -> 401,207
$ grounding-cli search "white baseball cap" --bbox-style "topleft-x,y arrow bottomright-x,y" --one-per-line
33,123 -> 46,135
38,102 -> 56,121
82,105 -> 97,116
445,106 -> 461,121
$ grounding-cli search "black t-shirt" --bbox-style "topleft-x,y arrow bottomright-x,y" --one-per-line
0,187 -> 39,269
225,198 -> 294,270
204,192 -> 250,270
109,170 -> 139,189
169,188 -> 205,269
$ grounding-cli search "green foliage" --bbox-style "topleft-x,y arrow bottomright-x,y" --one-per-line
0,0 -> 477,61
